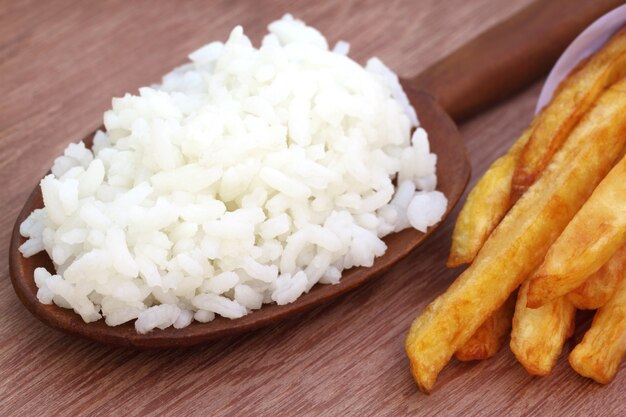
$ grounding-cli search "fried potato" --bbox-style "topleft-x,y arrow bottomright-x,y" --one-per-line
405,81 -> 626,393
510,281 -> 575,376
447,128 -> 532,267
455,293 -> 516,361
568,243 -> 626,310
450,28 -> 626,267
569,275 -> 626,384
512,27 -> 626,200
527,153 -> 626,308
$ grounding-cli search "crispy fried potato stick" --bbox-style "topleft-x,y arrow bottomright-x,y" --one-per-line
512,27 -> 626,200
455,293 -> 516,361
569,275 -> 626,384
527,153 -> 626,308
447,128 -> 532,267
450,29 -> 626,269
405,82 -> 626,393
568,243 -> 626,310
510,281 -> 575,376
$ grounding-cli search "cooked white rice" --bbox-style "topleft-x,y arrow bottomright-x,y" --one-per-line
19,15 -> 447,333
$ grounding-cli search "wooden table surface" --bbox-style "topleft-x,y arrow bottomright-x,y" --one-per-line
1,1 -> 624,416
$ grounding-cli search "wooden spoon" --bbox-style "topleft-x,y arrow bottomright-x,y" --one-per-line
9,0 -> 621,348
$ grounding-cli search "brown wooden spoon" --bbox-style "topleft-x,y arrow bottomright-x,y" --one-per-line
9,0 -> 621,348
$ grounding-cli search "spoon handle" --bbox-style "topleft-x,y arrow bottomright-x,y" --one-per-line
408,0 -> 623,122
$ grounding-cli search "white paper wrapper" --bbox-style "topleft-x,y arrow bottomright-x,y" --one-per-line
536,5 -> 626,113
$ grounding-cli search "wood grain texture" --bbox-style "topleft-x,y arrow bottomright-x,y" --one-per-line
0,0 -> 623,416
410,0 -> 625,121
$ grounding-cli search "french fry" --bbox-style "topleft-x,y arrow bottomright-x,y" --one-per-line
569,275 -> 626,384
510,281 -> 575,376
567,243 -> 626,310
511,27 -> 626,200
450,29 -> 626,267
455,293 -> 516,361
447,128 -> 532,267
405,81 -> 626,393
527,153 -> 626,308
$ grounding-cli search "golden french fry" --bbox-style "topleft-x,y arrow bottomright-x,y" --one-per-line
512,27 -> 626,200
569,275 -> 626,384
510,281 -> 575,376
447,128 -> 531,267
568,243 -> 626,310
450,29 -> 626,267
405,81 -> 626,393
455,293 -> 516,361
527,153 -> 626,308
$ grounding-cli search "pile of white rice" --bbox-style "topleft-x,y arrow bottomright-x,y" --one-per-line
19,15 -> 446,333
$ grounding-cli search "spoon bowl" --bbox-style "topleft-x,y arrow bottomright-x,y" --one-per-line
9,89 -> 470,348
